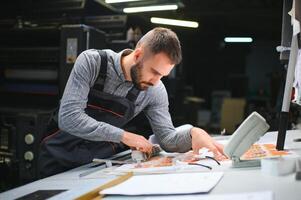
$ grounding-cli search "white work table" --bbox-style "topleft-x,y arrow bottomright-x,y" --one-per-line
1,130 -> 301,200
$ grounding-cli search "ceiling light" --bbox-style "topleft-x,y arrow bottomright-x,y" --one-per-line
123,5 -> 178,13
150,17 -> 199,28
105,0 -> 142,3
224,37 -> 253,43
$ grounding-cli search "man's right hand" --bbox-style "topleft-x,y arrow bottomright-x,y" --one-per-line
121,131 -> 153,153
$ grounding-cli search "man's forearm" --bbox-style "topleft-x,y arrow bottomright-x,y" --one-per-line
158,124 -> 193,153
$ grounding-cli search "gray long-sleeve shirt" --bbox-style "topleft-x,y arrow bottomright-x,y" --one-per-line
58,49 -> 193,152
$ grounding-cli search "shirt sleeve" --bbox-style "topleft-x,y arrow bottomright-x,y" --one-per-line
58,50 -> 124,143
143,82 -> 193,153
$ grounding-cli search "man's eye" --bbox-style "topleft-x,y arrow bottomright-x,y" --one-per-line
153,71 -> 160,76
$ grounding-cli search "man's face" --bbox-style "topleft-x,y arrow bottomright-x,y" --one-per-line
131,51 -> 175,90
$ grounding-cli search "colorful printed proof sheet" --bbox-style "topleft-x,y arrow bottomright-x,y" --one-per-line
241,143 -> 290,160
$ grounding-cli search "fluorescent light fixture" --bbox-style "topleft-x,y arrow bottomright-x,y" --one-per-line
105,0 -> 142,3
150,17 -> 199,28
224,37 -> 253,43
123,5 -> 178,13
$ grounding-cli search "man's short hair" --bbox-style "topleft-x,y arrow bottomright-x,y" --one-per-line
136,27 -> 182,65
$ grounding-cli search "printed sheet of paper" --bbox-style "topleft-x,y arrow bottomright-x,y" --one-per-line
142,191 -> 273,200
112,151 -> 228,175
241,143 -> 290,160
100,172 -> 224,195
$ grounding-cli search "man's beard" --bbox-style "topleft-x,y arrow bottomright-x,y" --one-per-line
130,62 -> 153,90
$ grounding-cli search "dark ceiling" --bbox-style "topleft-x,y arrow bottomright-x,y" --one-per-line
125,0 -> 283,40
0,0 -> 283,41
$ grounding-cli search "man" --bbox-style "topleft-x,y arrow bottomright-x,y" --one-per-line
39,27 -> 224,177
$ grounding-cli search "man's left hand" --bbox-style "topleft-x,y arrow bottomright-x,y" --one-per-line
190,127 -> 226,160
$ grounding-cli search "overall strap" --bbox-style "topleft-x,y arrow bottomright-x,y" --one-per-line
93,50 -> 108,91
126,86 -> 141,102
93,50 -> 140,102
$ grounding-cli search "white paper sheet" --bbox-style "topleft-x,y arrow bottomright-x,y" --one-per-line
142,191 -> 273,200
100,172 -> 224,195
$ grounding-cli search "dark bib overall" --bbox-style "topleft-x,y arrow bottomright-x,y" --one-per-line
39,50 -> 140,177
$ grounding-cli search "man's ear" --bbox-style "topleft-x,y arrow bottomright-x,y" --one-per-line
133,47 -> 143,63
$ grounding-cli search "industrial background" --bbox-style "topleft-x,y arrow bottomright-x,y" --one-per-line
0,0 -> 300,192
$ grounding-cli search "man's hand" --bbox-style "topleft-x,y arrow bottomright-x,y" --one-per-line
190,127 -> 226,160
121,131 -> 153,153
